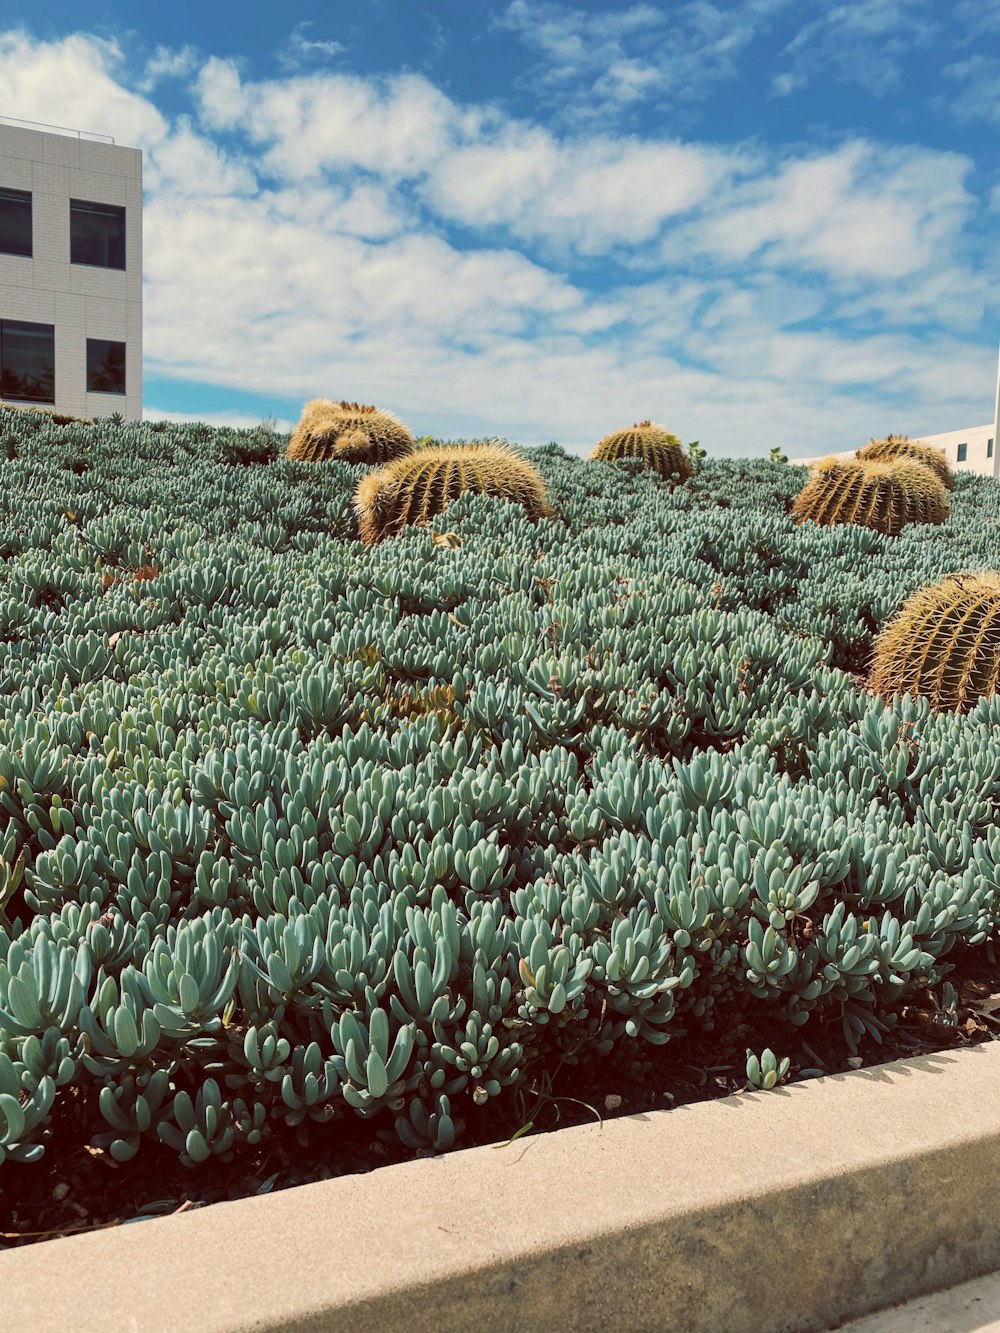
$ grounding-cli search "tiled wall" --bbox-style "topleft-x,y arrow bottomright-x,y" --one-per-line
0,123 -> 142,421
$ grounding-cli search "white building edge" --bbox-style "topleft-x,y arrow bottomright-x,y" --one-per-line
789,343 -> 1000,478
0,114 -> 142,423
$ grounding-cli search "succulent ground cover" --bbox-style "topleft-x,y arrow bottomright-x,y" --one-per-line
2,411 -> 1000,1245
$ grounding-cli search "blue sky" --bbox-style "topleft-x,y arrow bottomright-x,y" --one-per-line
0,2 -> 997,454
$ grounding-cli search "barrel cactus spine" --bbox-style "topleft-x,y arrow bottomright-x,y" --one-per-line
355,444 -> 550,545
287,399 -> 415,465
869,570 -> 1000,712
791,457 -> 949,536
856,434 -> 955,492
590,421 -> 695,483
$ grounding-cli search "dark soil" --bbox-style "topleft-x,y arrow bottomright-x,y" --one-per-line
3,946 -> 999,1251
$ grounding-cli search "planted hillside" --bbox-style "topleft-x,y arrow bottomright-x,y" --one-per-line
2,411 -> 1000,1184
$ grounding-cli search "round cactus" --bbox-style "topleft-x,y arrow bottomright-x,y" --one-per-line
791,457 -> 949,536
590,421 -> 694,483
355,443 -> 550,545
857,434 -> 955,491
287,399 -> 415,465
870,571 -> 1000,712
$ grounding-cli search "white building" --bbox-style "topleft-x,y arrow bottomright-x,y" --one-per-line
0,115 -> 141,422
789,343 -> 1000,478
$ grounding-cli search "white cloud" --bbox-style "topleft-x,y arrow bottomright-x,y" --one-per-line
943,56 -> 1000,125
495,0 -> 792,115
143,117 -> 257,197
143,407 -> 293,431
277,22 -> 345,72
196,60 -> 471,181
0,27 -> 994,460
770,70 -> 807,97
953,0 -> 1000,38
662,142 -> 974,282
194,57 -> 744,253
774,0 -> 937,97
422,130 -> 741,253
138,44 -> 199,92
0,29 -> 167,145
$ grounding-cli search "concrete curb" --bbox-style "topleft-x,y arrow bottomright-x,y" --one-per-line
5,1042 -> 1000,1333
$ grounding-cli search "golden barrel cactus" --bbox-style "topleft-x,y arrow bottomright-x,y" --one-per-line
856,434 -> 955,491
590,421 -> 694,482
355,444 -> 549,545
287,399 -> 415,465
791,457 -> 949,536
870,571 -> 1000,712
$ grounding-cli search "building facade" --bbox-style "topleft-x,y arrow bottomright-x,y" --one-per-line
0,116 -> 141,422
789,343 -> 1000,478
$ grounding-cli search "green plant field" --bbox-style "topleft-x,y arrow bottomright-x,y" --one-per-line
1,409 -> 999,1170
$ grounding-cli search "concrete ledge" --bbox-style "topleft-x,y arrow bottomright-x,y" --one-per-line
5,1043 -> 1000,1333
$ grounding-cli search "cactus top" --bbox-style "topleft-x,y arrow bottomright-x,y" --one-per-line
287,398 -> 415,465
590,421 -> 693,482
355,442 -> 549,544
857,435 -> 955,491
792,457 -> 949,536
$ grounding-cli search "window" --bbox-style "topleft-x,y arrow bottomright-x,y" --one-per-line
0,189 -> 31,258
989,439 -> 995,459
70,199 -> 125,269
957,442 -> 968,463
86,339 -> 126,395
0,320 -> 54,403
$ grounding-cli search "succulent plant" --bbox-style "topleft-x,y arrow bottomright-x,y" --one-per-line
590,421 -> 694,482
1,408 -> 1000,1186
0,402 -> 91,427
791,457 -> 949,536
857,435 -> 955,491
870,570 -> 1000,712
745,1047 -> 790,1090
354,443 -> 550,544
286,399 -> 415,465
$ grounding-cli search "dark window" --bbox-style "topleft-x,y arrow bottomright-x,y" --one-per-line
0,319 -> 55,403
957,442 -> 968,463
0,189 -> 31,258
86,339 -> 126,395
70,199 -> 125,269
989,439 -> 994,459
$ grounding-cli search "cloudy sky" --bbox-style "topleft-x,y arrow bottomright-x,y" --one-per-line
1,2 -> 998,454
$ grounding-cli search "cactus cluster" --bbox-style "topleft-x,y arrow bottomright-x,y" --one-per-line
287,399 -> 415,465
791,457 -> 950,536
0,408 -> 998,1189
355,443 -> 550,545
590,421 -> 694,482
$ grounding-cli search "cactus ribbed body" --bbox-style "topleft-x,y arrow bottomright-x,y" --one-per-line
287,399 -> 414,465
857,435 -> 955,491
791,458 -> 949,536
355,444 -> 549,544
870,571 -> 1000,712
590,421 -> 694,482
